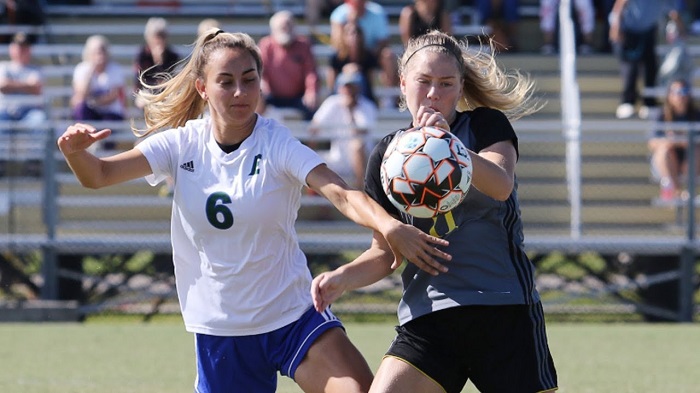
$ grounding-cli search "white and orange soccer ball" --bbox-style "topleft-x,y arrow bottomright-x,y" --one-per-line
380,126 -> 472,218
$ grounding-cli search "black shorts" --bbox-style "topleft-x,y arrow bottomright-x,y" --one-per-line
385,303 -> 558,393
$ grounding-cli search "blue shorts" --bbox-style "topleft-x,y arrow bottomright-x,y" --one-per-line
194,307 -> 343,393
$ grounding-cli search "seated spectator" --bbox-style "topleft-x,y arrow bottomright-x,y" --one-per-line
259,10 -> 319,120
539,0 -> 596,55
71,35 -> 126,122
330,0 -> 399,109
0,32 -> 46,130
133,17 -> 181,109
648,78 -> 700,201
328,21 -> 378,104
476,0 -> 519,52
309,68 -> 377,189
398,0 -> 453,46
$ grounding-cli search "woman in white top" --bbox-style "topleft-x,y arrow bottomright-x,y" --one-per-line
57,30 -> 450,393
71,35 -> 126,121
310,68 -> 378,189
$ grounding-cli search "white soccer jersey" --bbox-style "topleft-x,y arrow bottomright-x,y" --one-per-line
136,115 -> 324,336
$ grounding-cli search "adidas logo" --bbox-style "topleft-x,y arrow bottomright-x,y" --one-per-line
180,161 -> 194,172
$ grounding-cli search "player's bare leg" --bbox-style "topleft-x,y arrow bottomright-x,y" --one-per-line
295,327 -> 373,393
369,356 -> 444,393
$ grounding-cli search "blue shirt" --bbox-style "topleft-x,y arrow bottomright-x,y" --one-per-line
621,0 -> 674,32
330,2 -> 389,50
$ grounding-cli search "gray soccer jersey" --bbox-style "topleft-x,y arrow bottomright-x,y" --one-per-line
365,108 -> 540,325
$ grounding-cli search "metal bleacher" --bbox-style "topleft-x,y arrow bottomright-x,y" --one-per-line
1,1 -> 695,248
0,0 -> 698,320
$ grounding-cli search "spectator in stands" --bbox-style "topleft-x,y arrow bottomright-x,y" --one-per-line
539,0 -> 596,55
70,35 -> 126,122
475,0 -> 519,52
0,32 -> 47,130
311,30 -> 558,393
690,0 -> 700,34
259,10 -> 319,120
327,21 -> 378,104
610,0 -> 682,120
398,0 -> 453,46
133,17 -> 181,109
594,0 -> 615,53
648,78 -> 699,201
57,30 -> 448,393
306,0 -> 343,38
310,67 -> 378,188
330,0 -> 399,109
0,0 -> 45,44
197,18 -> 220,38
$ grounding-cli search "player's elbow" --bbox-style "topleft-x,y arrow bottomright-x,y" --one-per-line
76,175 -> 109,190
79,180 -> 103,190
488,178 -> 514,201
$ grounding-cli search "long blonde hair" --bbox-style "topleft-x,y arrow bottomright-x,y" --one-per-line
399,31 -> 541,121
133,30 -> 263,137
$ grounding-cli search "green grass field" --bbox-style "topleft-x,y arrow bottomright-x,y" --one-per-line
1,316 -> 699,393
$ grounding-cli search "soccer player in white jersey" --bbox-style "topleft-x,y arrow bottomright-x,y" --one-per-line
56,30 -> 451,393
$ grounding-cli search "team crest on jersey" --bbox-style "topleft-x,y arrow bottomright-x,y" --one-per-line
249,154 -> 262,176
180,161 -> 195,172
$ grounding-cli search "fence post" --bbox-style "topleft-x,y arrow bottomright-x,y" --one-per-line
678,124 -> 697,321
679,246 -> 694,322
559,0 -> 582,238
40,123 -> 58,299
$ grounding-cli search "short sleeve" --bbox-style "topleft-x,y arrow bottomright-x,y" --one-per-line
470,107 -> 519,158
135,129 -> 177,186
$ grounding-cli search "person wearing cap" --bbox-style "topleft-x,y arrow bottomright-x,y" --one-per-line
259,10 -> 319,120
309,66 -> 378,189
134,17 -> 181,109
0,32 -> 47,129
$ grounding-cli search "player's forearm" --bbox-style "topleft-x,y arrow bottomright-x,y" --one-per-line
334,244 -> 394,290
64,150 -> 106,189
338,188 -> 401,237
0,80 -> 40,95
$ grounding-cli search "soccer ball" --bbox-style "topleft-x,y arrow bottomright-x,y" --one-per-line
380,126 -> 472,218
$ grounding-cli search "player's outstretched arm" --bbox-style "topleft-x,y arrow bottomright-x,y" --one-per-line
306,164 -> 451,275
57,123 -> 152,189
312,232 -> 395,312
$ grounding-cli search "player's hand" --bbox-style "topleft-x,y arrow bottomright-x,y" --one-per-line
382,221 -> 451,275
57,123 -> 112,156
414,105 -> 450,131
311,271 -> 347,312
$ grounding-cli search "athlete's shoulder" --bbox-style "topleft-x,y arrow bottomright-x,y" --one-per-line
255,114 -> 295,141
464,107 -> 513,135
174,117 -> 209,142
471,107 -> 509,122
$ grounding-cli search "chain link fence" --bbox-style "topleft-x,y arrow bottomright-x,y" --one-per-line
0,117 -> 698,322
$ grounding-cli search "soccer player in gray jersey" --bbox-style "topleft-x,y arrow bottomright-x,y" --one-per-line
312,31 -> 558,393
